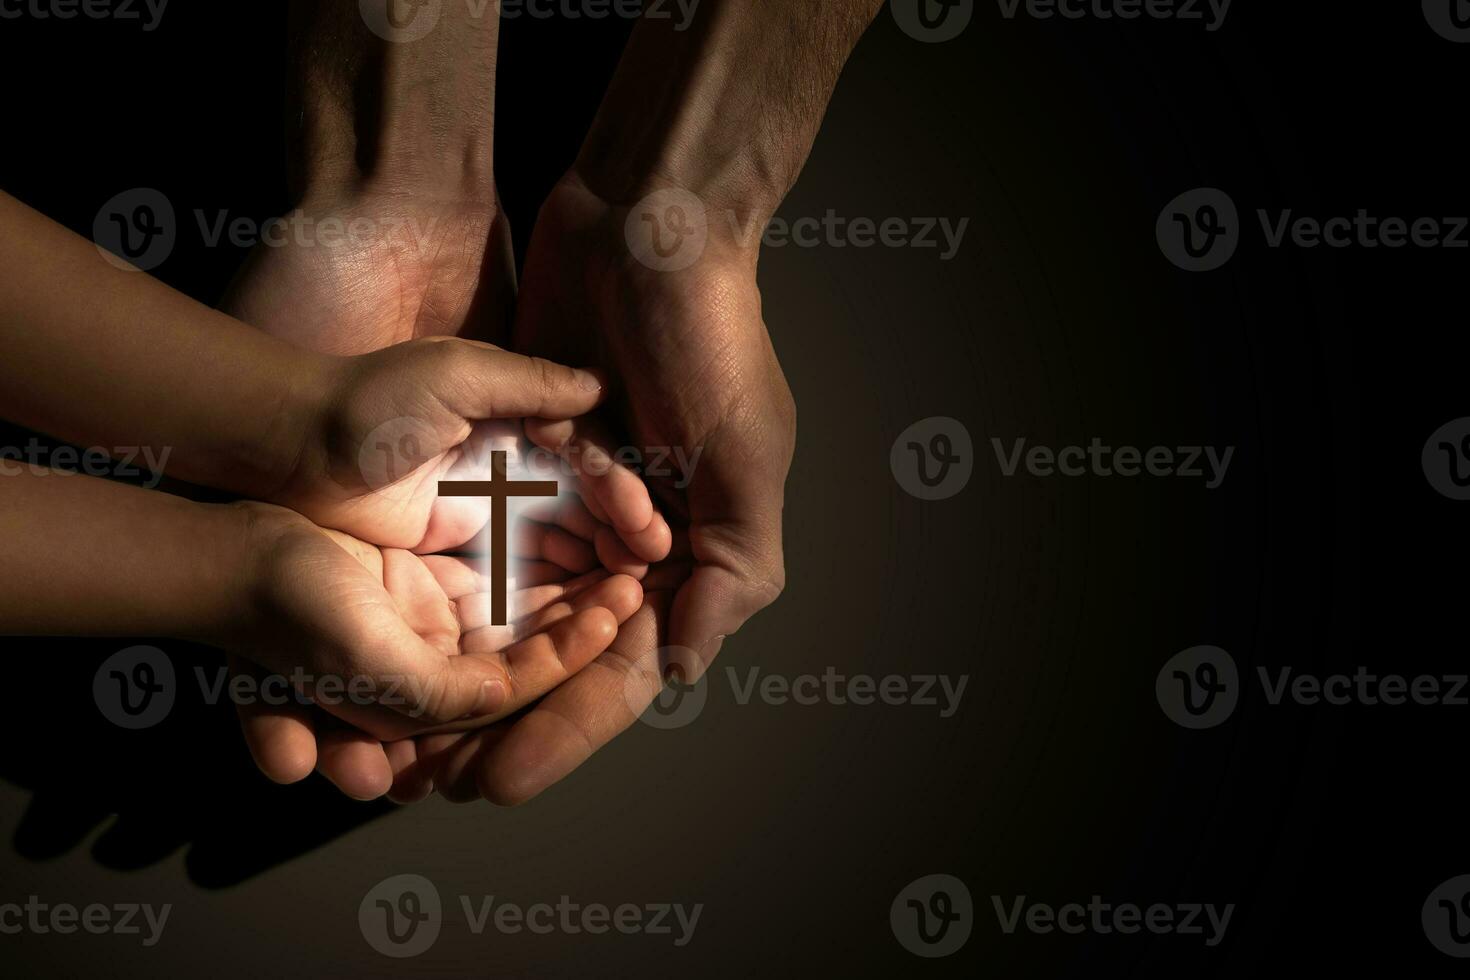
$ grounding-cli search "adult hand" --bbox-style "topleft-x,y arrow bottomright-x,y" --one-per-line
443,173 -> 797,806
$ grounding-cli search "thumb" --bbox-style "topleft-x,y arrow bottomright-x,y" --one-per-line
667,553 -> 786,682
423,341 -> 606,421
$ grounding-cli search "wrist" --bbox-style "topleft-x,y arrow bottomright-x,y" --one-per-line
195,500 -> 321,649
288,3 -> 498,207
551,169 -> 767,283
227,346 -> 344,505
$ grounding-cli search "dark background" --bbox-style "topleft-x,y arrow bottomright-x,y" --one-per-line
0,1 -> 1462,975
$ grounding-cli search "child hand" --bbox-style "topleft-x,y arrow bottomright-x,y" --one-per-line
231,493 -> 645,801
266,337 -> 672,564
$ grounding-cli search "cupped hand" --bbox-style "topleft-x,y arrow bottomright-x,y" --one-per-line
449,172 -> 797,805
232,491 -> 645,801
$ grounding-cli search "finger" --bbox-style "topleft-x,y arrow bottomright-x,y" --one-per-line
518,492 -> 602,541
374,605 -> 621,740
509,560 -> 575,588
455,569 -> 612,634
460,573 -> 643,654
420,554 -> 489,601
515,519 -> 598,573
230,656 -> 317,785
474,596 -> 669,806
594,526 -> 649,579
524,417 -> 668,558
424,553 -> 573,595
432,727 -> 510,804
666,515 -> 787,680
432,343 -> 606,421
667,566 -> 782,681
316,727 -> 394,801
385,740 -> 436,805
323,592 -> 510,726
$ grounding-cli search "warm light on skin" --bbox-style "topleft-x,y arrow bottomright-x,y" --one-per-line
439,428 -> 571,625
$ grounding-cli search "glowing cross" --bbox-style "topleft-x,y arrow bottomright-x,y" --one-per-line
438,450 -> 558,626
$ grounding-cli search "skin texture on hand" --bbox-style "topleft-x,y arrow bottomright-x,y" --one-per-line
233,491 -> 646,802
438,172 -> 798,806
219,191 -> 516,356
230,501 -> 628,739
265,335 -> 617,554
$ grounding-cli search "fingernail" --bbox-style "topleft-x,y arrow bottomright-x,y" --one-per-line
472,679 -> 506,717
574,369 -> 603,393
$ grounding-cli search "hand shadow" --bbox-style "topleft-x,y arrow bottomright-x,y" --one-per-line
0,635 -> 394,889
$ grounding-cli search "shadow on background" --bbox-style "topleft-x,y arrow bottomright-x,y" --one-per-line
1,636 -> 393,888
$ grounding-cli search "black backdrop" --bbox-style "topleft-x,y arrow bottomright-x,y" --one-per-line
0,2 -> 1465,976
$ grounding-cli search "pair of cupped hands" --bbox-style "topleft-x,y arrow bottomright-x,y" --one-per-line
213,173 -> 795,806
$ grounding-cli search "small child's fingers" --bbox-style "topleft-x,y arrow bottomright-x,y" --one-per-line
525,417 -> 655,537
316,727 -> 394,801
420,554 -> 488,602
594,526 -> 650,578
619,509 -> 673,564
511,574 -> 644,639
515,519 -> 598,573
518,493 -> 602,542
509,559 -> 575,588
230,656 -> 317,785
456,570 -> 611,636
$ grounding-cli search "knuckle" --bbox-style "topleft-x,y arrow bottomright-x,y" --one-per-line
527,355 -> 558,395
